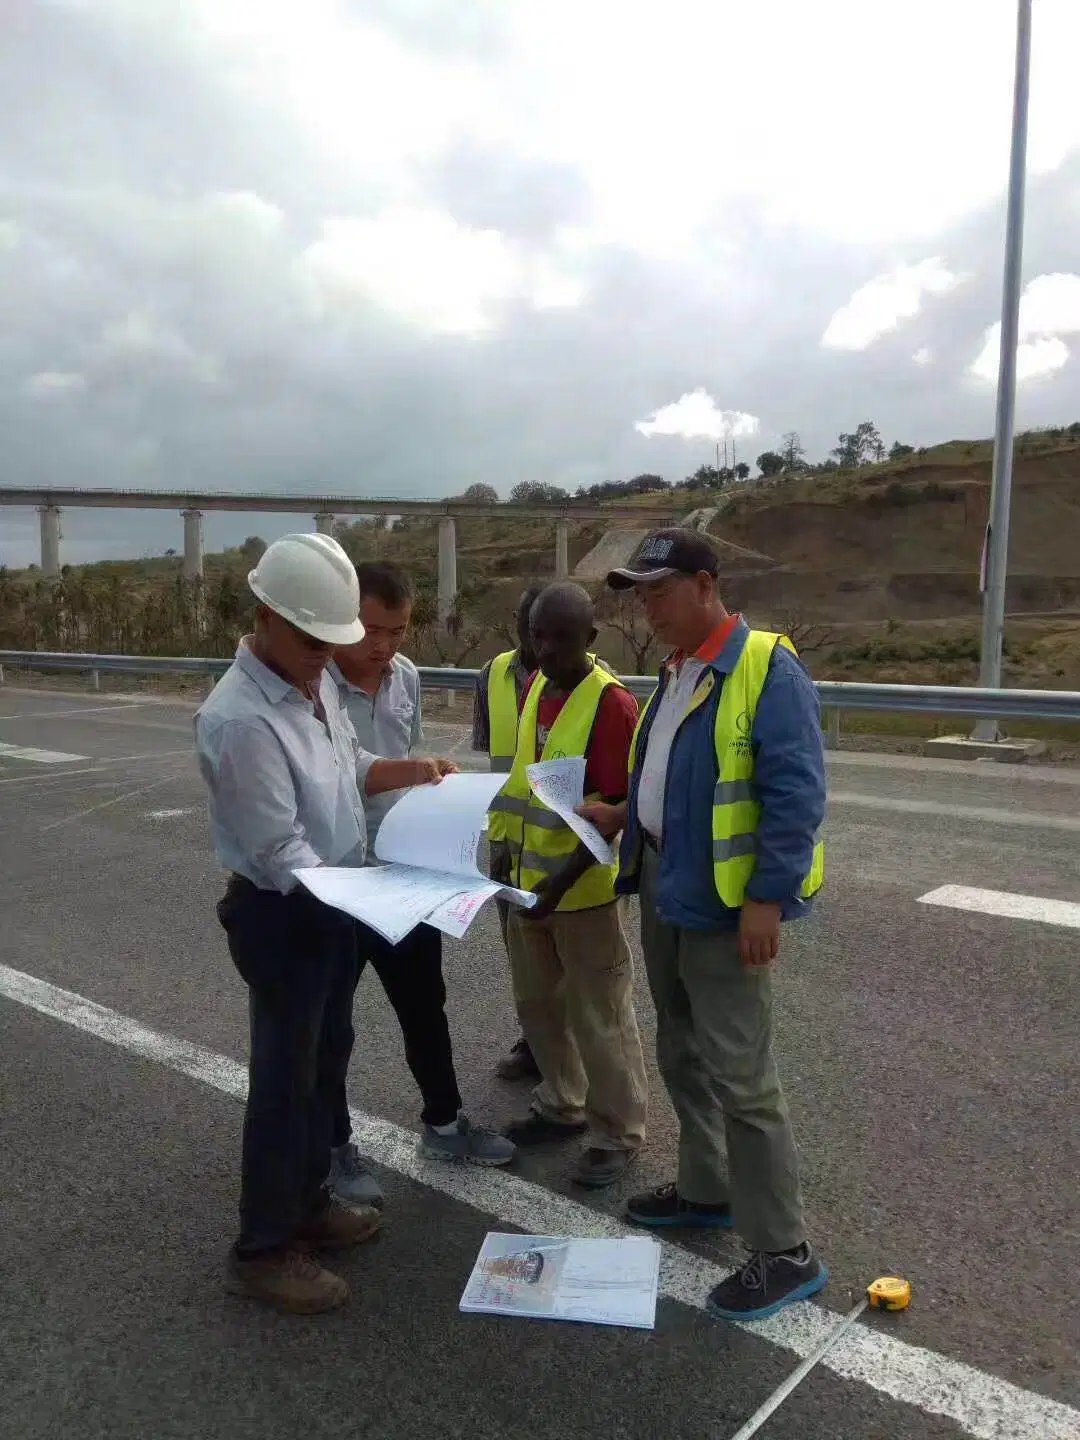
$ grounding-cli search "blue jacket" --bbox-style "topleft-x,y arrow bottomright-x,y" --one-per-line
618,619 -> 827,932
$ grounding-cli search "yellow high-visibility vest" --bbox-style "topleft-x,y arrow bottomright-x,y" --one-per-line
629,630 -> 824,908
499,664 -> 624,911
487,649 -> 613,844
486,651 -> 521,776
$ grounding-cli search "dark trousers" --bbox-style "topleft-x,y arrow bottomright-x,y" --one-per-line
334,920 -> 462,1138
217,876 -> 359,1256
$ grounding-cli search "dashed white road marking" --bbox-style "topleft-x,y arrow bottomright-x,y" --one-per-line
0,749 -> 194,786
0,741 -> 88,764
919,884 -> 1080,929
146,808 -> 194,820
0,961 -> 1075,1440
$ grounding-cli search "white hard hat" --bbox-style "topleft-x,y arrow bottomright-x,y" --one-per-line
248,533 -> 365,645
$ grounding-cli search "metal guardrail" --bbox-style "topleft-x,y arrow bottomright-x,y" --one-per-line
2,649 -> 1080,722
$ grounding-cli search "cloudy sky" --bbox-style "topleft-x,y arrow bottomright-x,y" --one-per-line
2,0 -> 1079,566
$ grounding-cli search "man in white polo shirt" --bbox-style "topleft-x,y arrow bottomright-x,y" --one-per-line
328,562 -> 515,1206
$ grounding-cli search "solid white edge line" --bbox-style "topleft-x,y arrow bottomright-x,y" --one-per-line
917,885 -> 1080,929
829,792 -> 1080,833
0,961 -> 1076,1440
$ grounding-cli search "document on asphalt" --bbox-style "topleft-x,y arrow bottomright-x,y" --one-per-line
294,772 -> 535,942
525,758 -> 615,865
460,1233 -> 660,1330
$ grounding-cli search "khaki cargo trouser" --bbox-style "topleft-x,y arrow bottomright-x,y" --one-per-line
506,900 -> 647,1152
639,845 -> 806,1251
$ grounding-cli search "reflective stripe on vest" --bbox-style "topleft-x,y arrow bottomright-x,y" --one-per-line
500,664 -> 624,911
629,630 -> 824,908
485,651 -> 522,840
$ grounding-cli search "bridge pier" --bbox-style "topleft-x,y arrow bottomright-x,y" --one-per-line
314,512 -> 335,536
181,509 -> 204,580
554,519 -> 569,578
38,505 -> 62,579
437,517 -> 457,624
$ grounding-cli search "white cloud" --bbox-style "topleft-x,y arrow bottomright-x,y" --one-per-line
98,309 -> 223,384
22,371 -> 87,398
0,220 -> 19,251
635,390 -> 760,443
169,0 -> 1080,261
300,206 -> 586,334
912,346 -> 933,365
207,190 -> 284,238
821,259 -> 966,351
970,271 -> 1080,382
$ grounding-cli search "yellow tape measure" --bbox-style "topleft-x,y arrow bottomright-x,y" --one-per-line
867,1276 -> 912,1312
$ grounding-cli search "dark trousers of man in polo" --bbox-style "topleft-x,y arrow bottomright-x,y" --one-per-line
332,920 -> 462,1138
217,876 -> 359,1254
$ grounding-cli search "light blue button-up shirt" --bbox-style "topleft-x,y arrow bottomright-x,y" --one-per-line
195,640 -> 377,894
328,654 -> 423,849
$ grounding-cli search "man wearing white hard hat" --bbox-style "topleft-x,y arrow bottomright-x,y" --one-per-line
195,532 -> 455,1314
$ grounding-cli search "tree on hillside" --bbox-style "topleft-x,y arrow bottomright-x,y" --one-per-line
459,483 -> 499,503
421,595 -> 485,667
734,462 -> 750,482
596,589 -> 658,673
239,536 -> 267,564
832,420 -> 884,468
779,432 -> 808,470
889,442 -> 914,460
510,480 -> 569,504
574,473 -> 669,502
756,451 -> 785,477
773,608 -> 836,656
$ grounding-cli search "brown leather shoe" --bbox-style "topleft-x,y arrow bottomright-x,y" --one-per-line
298,1198 -> 383,1252
226,1248 -> 348,1314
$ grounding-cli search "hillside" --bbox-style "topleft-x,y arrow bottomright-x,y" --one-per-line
3,429 -> 1080,691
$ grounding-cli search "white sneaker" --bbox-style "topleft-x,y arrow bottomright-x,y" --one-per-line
327,1141 -> 385,1209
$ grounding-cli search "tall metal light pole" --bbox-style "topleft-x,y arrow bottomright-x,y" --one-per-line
974,0 -> 1033,742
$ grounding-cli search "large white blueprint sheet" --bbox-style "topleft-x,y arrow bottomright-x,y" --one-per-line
294,772 -> 535,943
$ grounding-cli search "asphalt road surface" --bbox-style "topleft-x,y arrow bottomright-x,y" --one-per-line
1,685 -> 1078,1440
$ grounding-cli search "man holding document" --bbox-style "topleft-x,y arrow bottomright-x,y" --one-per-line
329,562 -> 515,1200
196,534 -> 455,1315
498,582 -> 648,1189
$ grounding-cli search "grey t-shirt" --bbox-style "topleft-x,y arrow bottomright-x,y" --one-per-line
328,655 -> 424,851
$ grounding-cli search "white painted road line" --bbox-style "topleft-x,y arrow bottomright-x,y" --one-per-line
830,791 -> 1080,833
146,808 -> 194,820
0,962 -> 1075,1440
0,750 -> 195,786
0,702 -> 145,721
39,771 -> 189,832
0,741 -> 88,764
919,885 -> 1080,930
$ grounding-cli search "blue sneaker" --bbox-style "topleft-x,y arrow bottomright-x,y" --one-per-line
626,1182 -> 734,1229
327,1141 -> 385,1210
706,1244 -> 828,1323
419,1113 -> 516,1167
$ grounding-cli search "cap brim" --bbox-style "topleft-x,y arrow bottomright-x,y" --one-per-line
605,565 -> 677,590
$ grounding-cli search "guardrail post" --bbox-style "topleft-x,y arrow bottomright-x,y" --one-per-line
0,663 -> 5,685
824,708 -> 841,750
89,669 -> 101,693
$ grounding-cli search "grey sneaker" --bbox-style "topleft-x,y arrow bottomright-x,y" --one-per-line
327,1142 -> 385,1209
419,1113 -> 516,1167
